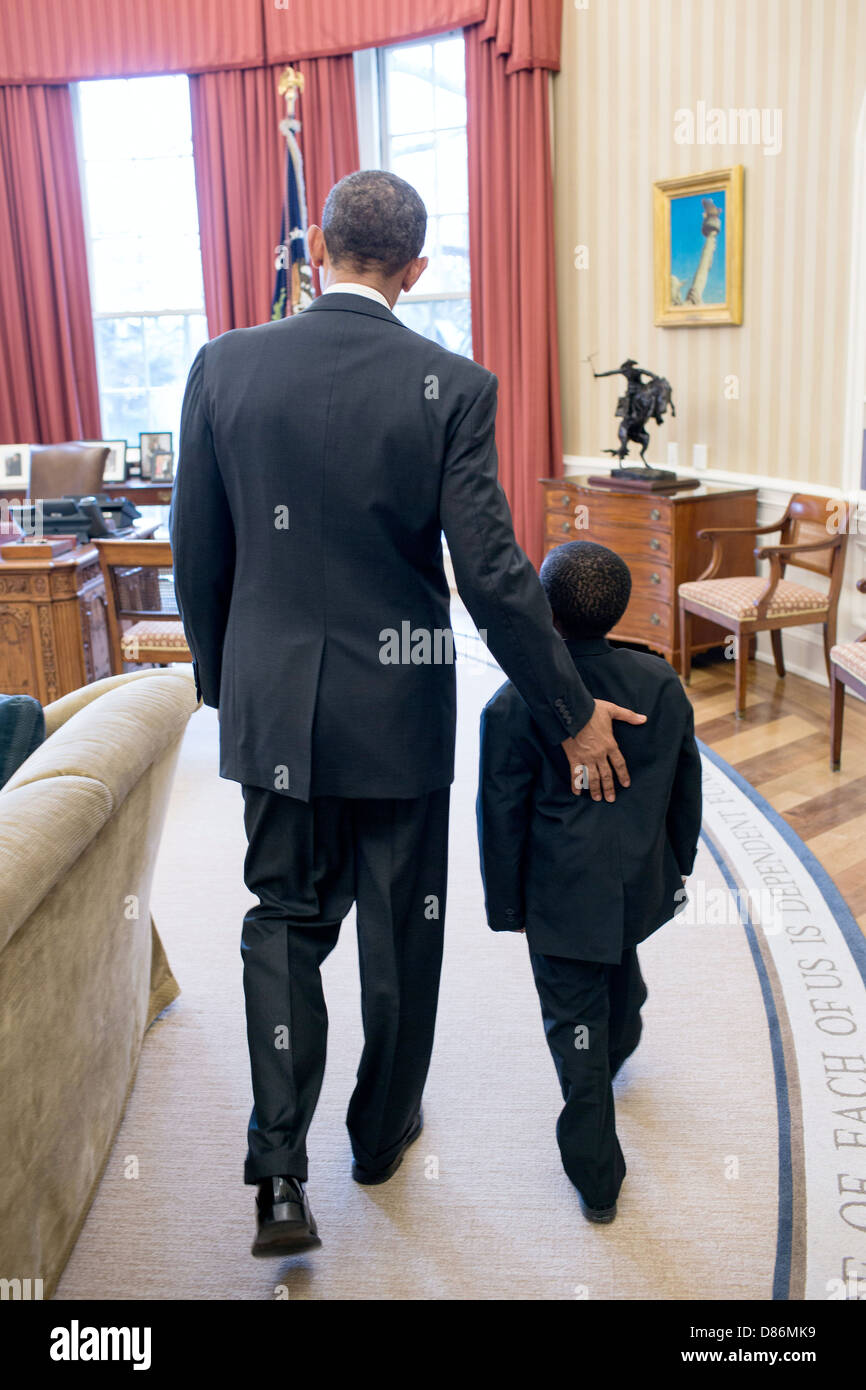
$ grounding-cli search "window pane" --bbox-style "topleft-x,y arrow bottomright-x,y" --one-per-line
417,216 -> 470,295
185,314 -> 209,359
394,298 -> 472,357
82,163 -> 145,238
90,234 -> 204,313
385,43 -> 435,134
78,76 -> 192,160
147,384 -> 185,439
380,33 -> 472,358
144,316 -> 188,388
390,132 -> 437,209
99,389 -> 150,443
436,130 -> 468,213
131,158 -> 201,234
433,38 -> 467,128
77,74 -> 207,440
94,318 -> 145,389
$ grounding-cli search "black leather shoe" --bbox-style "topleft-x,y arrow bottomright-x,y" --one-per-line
579,1195 -> 617,1224
352,1111 -> 424,1186
251,1176 -> 321,1257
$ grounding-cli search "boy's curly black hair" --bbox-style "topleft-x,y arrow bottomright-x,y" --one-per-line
539,540 -> 632,640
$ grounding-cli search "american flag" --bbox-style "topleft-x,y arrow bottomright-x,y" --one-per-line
271,101 -> 314,319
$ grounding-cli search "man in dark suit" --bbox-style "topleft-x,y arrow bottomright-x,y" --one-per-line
170,171 -> 646,1257
477,541 -> 702,1222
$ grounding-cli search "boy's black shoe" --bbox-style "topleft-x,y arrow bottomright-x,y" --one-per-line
251,1175 -> 321,1257
579,1196 -> 618,1224
352,1111 -> 423,1185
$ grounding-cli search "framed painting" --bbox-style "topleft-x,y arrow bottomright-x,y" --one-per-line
653,166 -> 743,326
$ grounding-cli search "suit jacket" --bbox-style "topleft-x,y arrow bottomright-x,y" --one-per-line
169,293 -> 595,801
477,638 -> 702,962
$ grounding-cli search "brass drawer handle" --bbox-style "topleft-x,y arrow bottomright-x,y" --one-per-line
650,537 -> 661,551
651,612 -> 661,625
650,508 -> 661,521
651,572 -> 661,585
561,521 -> 570,533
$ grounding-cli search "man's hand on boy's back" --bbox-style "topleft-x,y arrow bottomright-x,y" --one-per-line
561,699 -> 647,803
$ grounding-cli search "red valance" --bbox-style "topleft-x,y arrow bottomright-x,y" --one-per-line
0,0 -> 562,83
264,1 -> 486,64
0,0 -> 265,84
478,0 -> 564,73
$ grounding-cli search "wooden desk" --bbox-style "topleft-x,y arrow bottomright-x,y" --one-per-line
1,480 -> 173,508
103,480 -> 173,507
540,475 -> 759,668
0,529 -> 156,702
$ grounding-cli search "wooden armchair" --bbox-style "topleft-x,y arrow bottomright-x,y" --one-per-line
830,578 -> 866,770
95,539 -> 192,675
678,493 -> 847,717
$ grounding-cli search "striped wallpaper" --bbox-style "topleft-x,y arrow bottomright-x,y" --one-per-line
552,0 -> 866,488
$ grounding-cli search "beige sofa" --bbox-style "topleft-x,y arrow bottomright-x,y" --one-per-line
0,667 -> 199,1298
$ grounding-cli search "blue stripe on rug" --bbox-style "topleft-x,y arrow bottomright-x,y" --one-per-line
699,820 -> 795,1302
698,740 -> 866,985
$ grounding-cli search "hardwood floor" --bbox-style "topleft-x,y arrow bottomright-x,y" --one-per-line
686,652 -> 866,938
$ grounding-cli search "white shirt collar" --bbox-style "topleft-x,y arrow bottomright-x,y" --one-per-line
323,281 -> 392,311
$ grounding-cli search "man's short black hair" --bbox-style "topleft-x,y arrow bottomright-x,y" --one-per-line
540,541 -> 632,640
321,170 -> 427,277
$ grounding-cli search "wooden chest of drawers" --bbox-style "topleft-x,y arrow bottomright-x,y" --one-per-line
540,475 -> 759,667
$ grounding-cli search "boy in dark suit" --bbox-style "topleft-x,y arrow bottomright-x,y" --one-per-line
477,541 -> 702,1223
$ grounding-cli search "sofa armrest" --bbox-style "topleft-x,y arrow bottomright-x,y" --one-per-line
0,776 -> 113,952
44,668 -> 196,737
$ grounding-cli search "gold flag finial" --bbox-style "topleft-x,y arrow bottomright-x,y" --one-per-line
278,65 -> 305,118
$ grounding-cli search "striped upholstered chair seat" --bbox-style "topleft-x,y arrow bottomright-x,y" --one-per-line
121,621 -> 190,663
677,576 -> 829,622
830,640 -> 866,684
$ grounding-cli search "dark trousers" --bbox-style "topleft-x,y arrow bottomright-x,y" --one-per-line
528,946 -> 647,1209
240,784 -> 450,1184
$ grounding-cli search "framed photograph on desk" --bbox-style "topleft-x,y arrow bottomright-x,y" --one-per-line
78,439 -> 127,483
152,451 -> 174,483
139,431 -> 173,480
0,444 -> 30,488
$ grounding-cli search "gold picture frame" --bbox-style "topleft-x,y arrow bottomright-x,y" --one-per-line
653,165 -> 743,326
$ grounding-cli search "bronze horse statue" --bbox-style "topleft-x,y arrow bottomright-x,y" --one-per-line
592,358 -> 676,465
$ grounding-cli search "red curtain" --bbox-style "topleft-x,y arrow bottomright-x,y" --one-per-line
190,56 -> 360,337
478,0 -> 563,72
465,12 -> 563,567
189,66 -> 285,337
0,84 -> 101,444
295,55 -> 362,294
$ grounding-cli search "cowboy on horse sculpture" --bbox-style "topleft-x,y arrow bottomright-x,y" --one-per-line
591,358 -> 676,465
